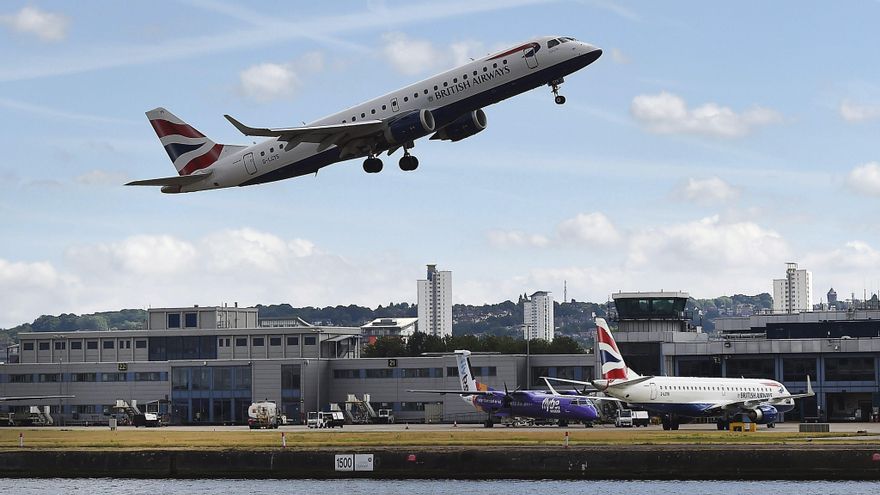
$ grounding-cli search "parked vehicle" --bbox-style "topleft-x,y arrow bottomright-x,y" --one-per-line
248,400 -> 281,429
307,411 -> 345,428
632,410 -> 650,427
615,408 -> 633,427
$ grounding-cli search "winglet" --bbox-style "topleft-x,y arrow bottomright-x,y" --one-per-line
224,114 -> 263,136
806,375 -> 814,396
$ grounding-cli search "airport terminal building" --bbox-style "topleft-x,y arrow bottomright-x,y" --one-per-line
3,296 -> 880,425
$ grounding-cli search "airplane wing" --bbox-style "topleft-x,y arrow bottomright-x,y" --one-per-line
0,395 -> 75,401
540,377 -> 625,401
406,389 -> 496,395
126,170 -> 213,187
540,376 -> 595,390
224,114 -> 385,154
709,375 -> 815,412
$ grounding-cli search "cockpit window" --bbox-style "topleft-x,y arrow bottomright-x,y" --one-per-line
559,38 -> 569,44
547,39 -> 559,49
562,37 -> 576,42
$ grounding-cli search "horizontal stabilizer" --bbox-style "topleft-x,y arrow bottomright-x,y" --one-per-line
126,170 -> 213,187
407,389 -> 495,396
603,375 -> 654,388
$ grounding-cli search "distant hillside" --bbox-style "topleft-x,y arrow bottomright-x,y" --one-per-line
0,293 -> 773,347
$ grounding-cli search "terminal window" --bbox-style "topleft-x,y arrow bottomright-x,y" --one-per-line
269,337 -> 281,346
184,312 -> 197,328
287,336 -> 299,346
103,340 -> 114,349
168,313 -> 181,328
54,341 -> 65,350
87,341 -> 98,350
304,336 -> 316,346
252,337 -> 265,347
22,342 -> 33,351
70,341 -> 82,350
39,342 -> 49,351
235,338 -> 247,347
135,340 -> 147,349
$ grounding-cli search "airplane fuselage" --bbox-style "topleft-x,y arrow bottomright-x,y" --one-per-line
468,390 -> 599,422
596,376 -> 796,417
175,36 -> 601,192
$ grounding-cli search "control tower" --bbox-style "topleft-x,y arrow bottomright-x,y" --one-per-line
608,291 -> 694,376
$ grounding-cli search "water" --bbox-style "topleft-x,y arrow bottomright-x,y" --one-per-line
1,479 -> 878,494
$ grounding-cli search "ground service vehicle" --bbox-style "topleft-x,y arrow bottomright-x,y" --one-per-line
248,400 -> 281,429
615,408 -> 633,427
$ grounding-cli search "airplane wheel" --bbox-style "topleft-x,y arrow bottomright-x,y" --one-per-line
399,155 -> 419,171
555,95 -> 566,105
363,157 -> 383,173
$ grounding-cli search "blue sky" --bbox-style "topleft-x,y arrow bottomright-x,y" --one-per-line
1,0 -> 880,327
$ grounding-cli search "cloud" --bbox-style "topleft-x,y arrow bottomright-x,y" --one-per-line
846,162 -> 880,196
610,48 -> 630,64
486,230 -> 550,248
557,212 -> 622,246
0,229 -> 414,328
631,91 -> 782,137
380,32 -> 491,75
840,99 -> 880,122
75,169 -> 130,186
675,177 -> 741,205
237,52 -> 324,102
0,6 -> 69,42
627,215 -> 788,268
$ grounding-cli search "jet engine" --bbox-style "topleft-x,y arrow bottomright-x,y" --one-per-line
383,109 -> 435,145
431,109 -> 487,142
745,405 -> 778,424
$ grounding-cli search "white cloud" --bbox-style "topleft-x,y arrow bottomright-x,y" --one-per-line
0,6 -> 69,42
238,63 -> 300,102
627,215 -> 788,268
0,229 -> 414,328
610,48 -> 630,64
846,162 -> 880,196
557,212 -> 622,246
631,91 -> 782,137
675,177 -> 741,205
237,52 -> 325,102
75,169 -> 130,186
380,32 -> 491,75
486,230 -> 550,248
840,99 -> 880,122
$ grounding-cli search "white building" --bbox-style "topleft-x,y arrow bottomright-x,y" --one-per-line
772,262 -> 813,313
523,291 -> 554,341
417,264 -> 452,338
360,317 -> 418,344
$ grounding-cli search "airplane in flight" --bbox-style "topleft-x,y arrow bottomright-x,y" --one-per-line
547,318 -> 815,430
408,349 -> 602,427
127,36 -> 602,193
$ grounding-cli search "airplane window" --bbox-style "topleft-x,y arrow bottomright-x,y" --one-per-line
434,85 -> 438,90
483,67 -> 488,72
260,151 -> 265,156
560,38 -> 569,44
352,116 -> 356,121
473,70 -> 478,76
423,89 -> 428,94
342,120 -> 346,123
548,39 -> 559,49
503,59 -> 507,64
382,105 -> 386,110
443,82 -> 448,87
361,113 -> 365,118
371,109 -> 375,114
404,97 -> 408,102
453,78 -> 457,83
493,63 -> 497,68
270,147 -> 274,152
413,93 -> 418,98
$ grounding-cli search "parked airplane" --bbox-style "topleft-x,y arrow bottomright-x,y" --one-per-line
408,349 -> 601,427
127,36 -> 602,193
547,318 -> 814,430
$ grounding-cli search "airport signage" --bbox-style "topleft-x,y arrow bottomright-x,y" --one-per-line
334,454 -> 374,472
117,363 -> 128,371
387,359 -> 397,368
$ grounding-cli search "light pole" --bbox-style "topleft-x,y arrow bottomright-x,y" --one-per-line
521,324 -> 531,388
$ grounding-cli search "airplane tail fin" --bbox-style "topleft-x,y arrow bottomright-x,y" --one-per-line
454,349 -> 486,394
595,318 -> 639,380
146,107 -> 235,176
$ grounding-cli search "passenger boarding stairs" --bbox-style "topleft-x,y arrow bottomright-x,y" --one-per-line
342,394 -> 379,424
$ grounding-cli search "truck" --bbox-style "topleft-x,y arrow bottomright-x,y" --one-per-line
632,410 -> 650,427
376,408 -> 395,424
307,411 -> 345,428
615,408 -> 633,427
247,400 -> 281,429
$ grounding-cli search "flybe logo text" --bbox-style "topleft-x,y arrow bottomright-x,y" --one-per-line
434,66 -> 511,101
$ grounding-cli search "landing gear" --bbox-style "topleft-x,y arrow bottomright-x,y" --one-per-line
661,415 -> 680,431
483,417 -> 495,428
363,156 -> 383,173
549,77 -> 566,105
716,418 -> 730,430
399,154 -> 419,171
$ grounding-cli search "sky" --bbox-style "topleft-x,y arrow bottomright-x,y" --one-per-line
1,0 -> 880,328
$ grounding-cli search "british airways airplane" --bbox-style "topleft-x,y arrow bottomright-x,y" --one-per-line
127,36 -> 602,193
408,350 -> 601,427
548,319 -> 815,430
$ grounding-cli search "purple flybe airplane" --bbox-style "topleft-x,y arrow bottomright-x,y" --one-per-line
408,349 -> 601,427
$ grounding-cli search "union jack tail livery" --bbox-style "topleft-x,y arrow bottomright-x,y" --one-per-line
595,318 -> 637,381
146,107 -> 239,176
